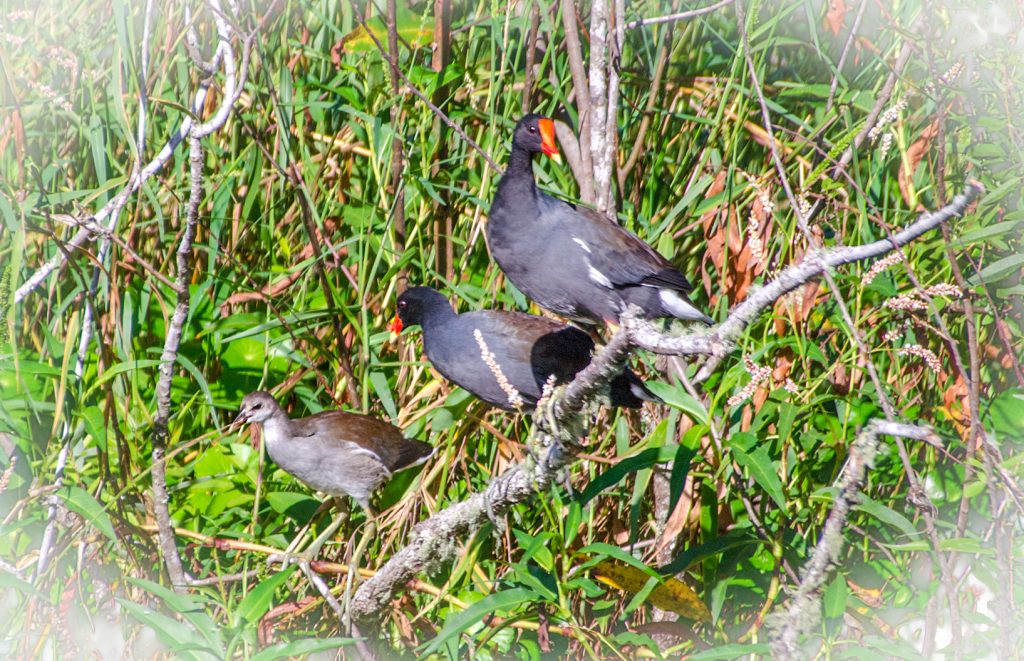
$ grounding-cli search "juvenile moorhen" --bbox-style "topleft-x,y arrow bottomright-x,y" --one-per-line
392,286 -> 659,411
234,391 -> 433,559
487,113 -> 714,327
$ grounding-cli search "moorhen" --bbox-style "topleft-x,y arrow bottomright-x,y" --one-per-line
234,391 -> 433,559
391,286 -> 659,411
487,113 -> 714,327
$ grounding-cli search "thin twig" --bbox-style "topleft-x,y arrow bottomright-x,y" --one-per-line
13,25 -> 224,305
151,124 -> 204,590
626,0 -> 735,29
559,0 -> 595,202
734,3 -> 964,654
347,1 -> 500,173
387,0 -> 408,292
150,0 -> 254,590
522,3 -> 541,114
620,0 -> 680,187
825,0 -> 868,114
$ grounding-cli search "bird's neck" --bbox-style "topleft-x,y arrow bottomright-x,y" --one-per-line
260,411 -> 293,448
497,147 -> 539,201
420,300 -> 457,332
506,145 -> 536,178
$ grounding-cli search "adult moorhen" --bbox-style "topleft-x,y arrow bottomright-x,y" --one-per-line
392,286 -> 659,411
487,113 -> 714,327
234,391 -> 433,559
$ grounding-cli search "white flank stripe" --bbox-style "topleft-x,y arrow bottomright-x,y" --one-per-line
659,289 -> 707,320
587,262 -> 613,288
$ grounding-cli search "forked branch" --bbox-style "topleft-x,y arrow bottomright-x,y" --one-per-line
348,182 -> 982,623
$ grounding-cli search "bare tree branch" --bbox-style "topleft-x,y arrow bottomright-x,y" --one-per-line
559,0 -> 595,203
589,0 -> 614,214
734,2 -> 964,652
522,2 -> 541,115
624,183 -> 982,366
12,7 -> 230,306
149,0 -> 254,590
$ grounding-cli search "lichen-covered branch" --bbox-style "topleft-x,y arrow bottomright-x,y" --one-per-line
349,183 -> 982,623
768,421 -> 942,658
350,421 -> 576,618
627,182 -> 982,380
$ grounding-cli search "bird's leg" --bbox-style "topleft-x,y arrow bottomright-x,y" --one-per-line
268,497 -> 350,568
341,515 -> 377,632
281,497 -> 335,556
299,497 -> 350,560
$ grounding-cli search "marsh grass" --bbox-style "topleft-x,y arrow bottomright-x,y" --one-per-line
1,0 -> 1022,657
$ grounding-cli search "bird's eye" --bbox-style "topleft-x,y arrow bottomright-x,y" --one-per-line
528,126 -> 537,134
253,403 -> 262,410
398,300 -> 406,308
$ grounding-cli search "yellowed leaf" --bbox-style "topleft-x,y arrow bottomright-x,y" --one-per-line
592,560 -> 711,622
338,17 -> 432,54
899,119 -> 940,208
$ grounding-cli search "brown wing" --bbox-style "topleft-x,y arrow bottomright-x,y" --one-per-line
565,204 -> 693,293
291,410 -> 433,473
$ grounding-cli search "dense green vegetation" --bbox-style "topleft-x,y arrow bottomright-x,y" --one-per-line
1,0 -> 1022,658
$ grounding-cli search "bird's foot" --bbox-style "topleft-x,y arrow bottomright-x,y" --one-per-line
266,547 -> 322,569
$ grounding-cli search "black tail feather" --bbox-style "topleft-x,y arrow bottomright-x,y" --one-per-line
609,369 -> 662,408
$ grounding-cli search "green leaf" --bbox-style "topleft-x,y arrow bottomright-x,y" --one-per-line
266,491 -> 320,517
235,565 -> 297,626
731,446 -> 787,509
854,496 -> 921,540
0,571 -> 49,601
126,578 -> 224,653
967,252 -> 1024,285
988,388 -> 1024,437
823,575 -> 848,618
659,531 -> 761,576
644,381 -> 709,425
117,599 -> 219,660
956,219 -> 1022,246
576,444 -> 689,505
420,588 -> 538,655
84,359 -> 163,394
58,486 -> 116,541
578,543 -> 659,576
249,638 -> 356,661
340,15 -> 432,53
687,644 -> 771,660
368,371 -> 397,421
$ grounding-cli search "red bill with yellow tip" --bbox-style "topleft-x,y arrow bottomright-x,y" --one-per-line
538,118 -> 560,160
388,315 -> 403,341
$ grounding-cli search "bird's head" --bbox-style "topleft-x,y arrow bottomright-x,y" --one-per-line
234,391 -> 279,426
514,114 -> 560,161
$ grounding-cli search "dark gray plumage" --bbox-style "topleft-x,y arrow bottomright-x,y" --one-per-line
394,286 -> 659,411
487,114 -> 714,326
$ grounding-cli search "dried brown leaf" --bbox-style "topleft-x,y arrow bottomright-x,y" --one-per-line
899,119 -> 941,207
825,0 -> 849,36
